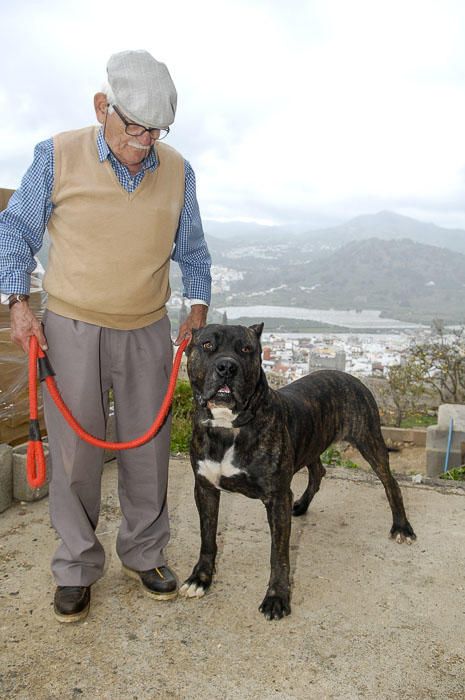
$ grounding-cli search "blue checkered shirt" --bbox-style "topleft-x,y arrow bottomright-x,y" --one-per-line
0,128 -> 211,304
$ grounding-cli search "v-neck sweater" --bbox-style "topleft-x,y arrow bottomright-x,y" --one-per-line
44,126 -> 185,329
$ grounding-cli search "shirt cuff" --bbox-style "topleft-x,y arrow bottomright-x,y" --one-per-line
189,299 -> 209,307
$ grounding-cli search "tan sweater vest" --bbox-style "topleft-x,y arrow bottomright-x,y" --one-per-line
44,126 -> 185,329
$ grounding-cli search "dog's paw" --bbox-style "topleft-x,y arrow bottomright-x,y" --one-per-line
179,581 -> 207,598
292,497 -> 309,517
390,523 -> 416,545
179,573 -> 212,598
259,593 -> 291,621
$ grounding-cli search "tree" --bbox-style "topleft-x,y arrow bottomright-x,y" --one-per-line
409,327 -> 465,404
384,358 -> 426,427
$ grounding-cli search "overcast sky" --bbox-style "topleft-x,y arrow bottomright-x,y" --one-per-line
2,0 -> 465,231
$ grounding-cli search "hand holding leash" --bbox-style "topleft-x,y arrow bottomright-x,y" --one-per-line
175,303 -> 208,345
10,300 -> 48,354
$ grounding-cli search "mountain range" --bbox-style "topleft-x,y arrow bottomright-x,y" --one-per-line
172,211 -> 465,324
36,210 -> 465,325
205,210 -> 465,254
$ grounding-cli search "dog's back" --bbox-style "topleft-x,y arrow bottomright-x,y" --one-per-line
277,369 -> 385,463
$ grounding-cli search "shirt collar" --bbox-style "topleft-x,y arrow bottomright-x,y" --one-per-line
96,127 -> 158,172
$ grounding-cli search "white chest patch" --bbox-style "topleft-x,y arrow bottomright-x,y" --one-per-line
197,444 -> 242,489
203,406 -> 236,429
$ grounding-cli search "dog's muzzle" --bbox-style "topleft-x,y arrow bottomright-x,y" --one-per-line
214,356 -> 239,380
202,356 -> 240,406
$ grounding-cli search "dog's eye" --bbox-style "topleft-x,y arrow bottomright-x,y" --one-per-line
241,345 -> 253,353
202,341 -> 213,351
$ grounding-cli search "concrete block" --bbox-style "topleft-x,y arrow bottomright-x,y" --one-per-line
411,429 -> 427,447
426,425 -> 465,477
438,404 -> 465,431
426,448 -> 463,477
426,426 -> 448,450
426,425 -> 465,454
381,427 -> 426,447
0,444 -> 13,513
12,442 -> 49,502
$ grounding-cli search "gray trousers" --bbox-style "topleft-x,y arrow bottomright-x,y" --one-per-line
42,310 -> 173,586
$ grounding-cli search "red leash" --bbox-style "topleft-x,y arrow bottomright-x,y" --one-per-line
26,335 -> 189,489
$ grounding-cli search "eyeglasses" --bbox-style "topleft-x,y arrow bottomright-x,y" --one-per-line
111,104 -> 170,141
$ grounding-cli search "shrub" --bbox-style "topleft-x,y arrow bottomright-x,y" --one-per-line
170,380 -> 194,453
400,413 -> 437,429
440,466 -> 465,481
322,446 -> 359,469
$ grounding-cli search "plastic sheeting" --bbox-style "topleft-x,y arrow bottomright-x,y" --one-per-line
0,274 -> 46,445
0,187 -> 14,212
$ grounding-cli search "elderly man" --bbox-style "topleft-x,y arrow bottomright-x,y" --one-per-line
0,50 -> 211,622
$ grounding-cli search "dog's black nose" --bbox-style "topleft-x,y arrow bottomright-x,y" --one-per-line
215,357 -> 238,378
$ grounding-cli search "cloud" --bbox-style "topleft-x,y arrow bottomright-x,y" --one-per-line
2,0 -> 465,228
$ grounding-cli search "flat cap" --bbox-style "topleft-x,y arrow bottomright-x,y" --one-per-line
107,49 -> 177,128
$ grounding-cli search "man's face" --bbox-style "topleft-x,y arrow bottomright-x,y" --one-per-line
94,93 -> 153,171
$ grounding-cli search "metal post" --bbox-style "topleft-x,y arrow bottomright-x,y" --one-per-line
443,417 -> 454,473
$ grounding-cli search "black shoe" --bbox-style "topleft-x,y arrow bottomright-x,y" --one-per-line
122,564 -> 178,600
54,586 -> 91,623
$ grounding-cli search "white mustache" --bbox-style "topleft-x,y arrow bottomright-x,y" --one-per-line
128,140 -> 150,150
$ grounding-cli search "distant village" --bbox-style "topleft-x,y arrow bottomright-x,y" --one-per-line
168,293 -> 433,385
259,332 -> 418,382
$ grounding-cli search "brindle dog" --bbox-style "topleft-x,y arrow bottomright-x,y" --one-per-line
180,323 -> 416,620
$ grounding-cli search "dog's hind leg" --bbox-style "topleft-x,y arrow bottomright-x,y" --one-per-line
292,459 -> 326,517
179,478 -> 220,598
353,435 -> 416,543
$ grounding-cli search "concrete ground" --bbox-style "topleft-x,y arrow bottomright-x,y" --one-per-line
1,456 -> 464,700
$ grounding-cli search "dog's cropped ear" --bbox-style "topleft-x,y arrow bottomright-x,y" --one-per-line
248,322 -> 264,338
184,327 -> 200,354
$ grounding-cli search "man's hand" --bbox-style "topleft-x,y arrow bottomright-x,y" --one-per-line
175,304 -> 208,345
10,301 -> 48,354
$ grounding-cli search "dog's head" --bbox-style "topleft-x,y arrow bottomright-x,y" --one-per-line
186,323 -> 264,418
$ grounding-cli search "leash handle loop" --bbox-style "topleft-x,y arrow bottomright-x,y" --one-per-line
26,439 -> 47,489
27,336 -> 47,488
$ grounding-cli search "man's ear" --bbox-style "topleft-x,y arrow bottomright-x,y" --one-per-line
94,93 -> 108,124
248,322 -> 264,338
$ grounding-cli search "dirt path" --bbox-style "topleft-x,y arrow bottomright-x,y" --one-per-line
1,458 -> 464,699
339,442 -> 428,476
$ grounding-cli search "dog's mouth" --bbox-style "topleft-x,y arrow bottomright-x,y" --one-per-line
211,384 -> 233,402
206,384 -> 235,407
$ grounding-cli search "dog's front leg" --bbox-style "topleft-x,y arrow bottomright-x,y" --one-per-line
180,477 -> 220,599
259,489 -> 293,620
